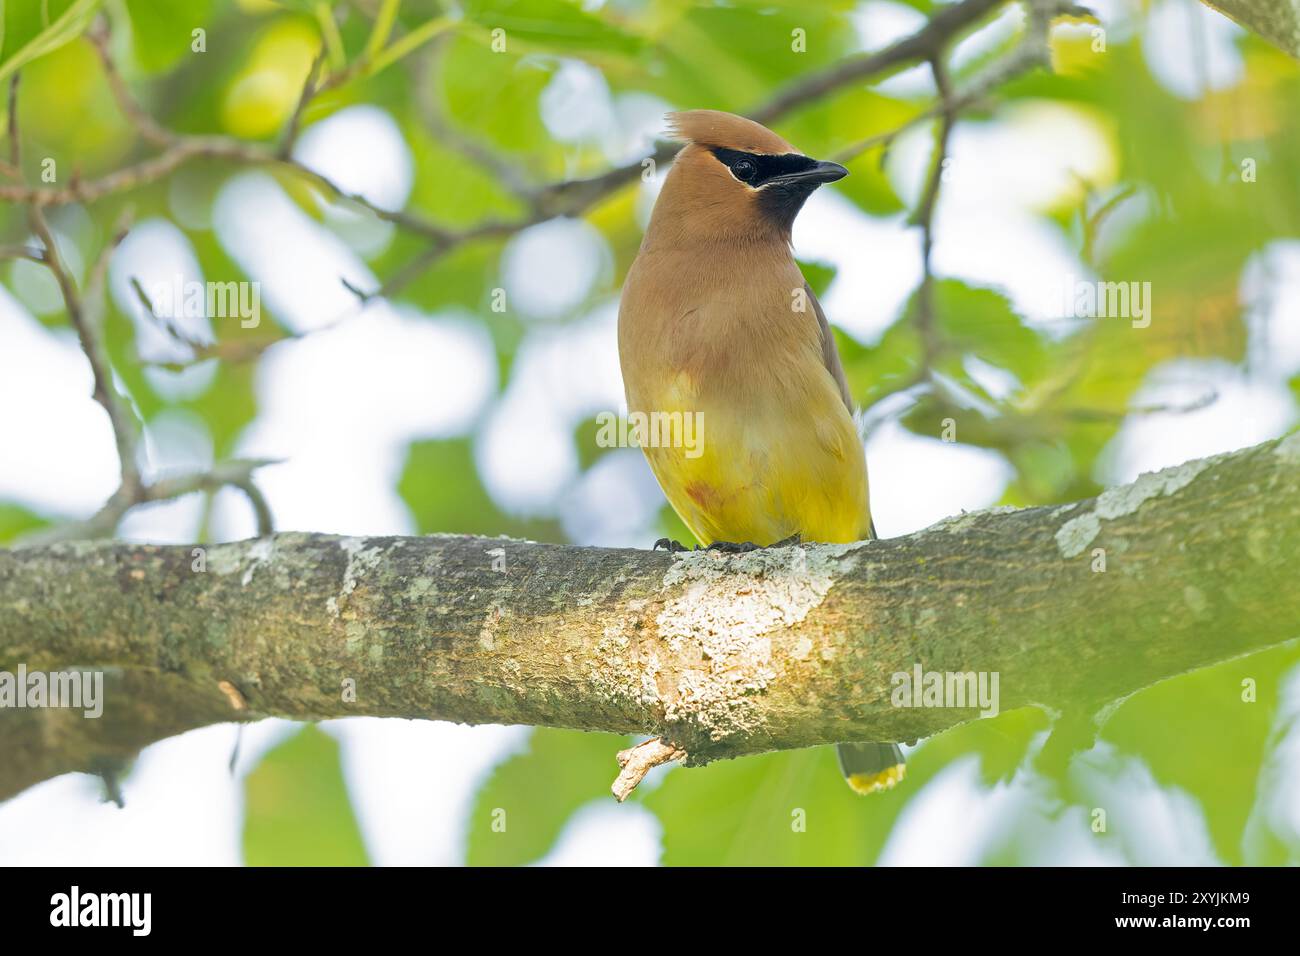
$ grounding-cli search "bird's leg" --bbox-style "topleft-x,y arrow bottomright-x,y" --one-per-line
652,537 -> 691,553
769,532 -> 802,548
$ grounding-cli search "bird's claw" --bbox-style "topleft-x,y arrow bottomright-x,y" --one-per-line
705,533 -> 802,553
706,540 -> 760,553
658,533 -> 803,554
653,537 -> 691,553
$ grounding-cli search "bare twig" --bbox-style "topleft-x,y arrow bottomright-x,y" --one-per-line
1080,182 -> 1138,265
750,0 -> 1006,125
88,17 -> 172,147
0,243 -> 44,262
231,477 -> 275,538
612,738 -> 687,802
21,458 -> 280,545
28,203 -> 142,491
0,135 -> 455,242
910,55 -> 957,369
279,48 -> 329,159
6,74 -> 20,170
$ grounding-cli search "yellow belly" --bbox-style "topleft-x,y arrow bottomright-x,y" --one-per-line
639,390 -> 871,547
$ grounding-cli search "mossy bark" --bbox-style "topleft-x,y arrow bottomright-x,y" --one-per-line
1201,0 -> 1300,57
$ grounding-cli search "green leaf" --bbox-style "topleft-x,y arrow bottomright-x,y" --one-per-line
645,710 -> 1047,865
124,0 -> 214,73
574,414 -> 611,471
438,33 -> 550,153
783,89 -> 915,216
930,279 -> 1047,386
460,0 -> 644,59
797,258 -> 836,299
0,501 -> 48,543
465,727 -> 630,866
398,437 -> 564,541
1100,643 -> 1300,865
0,0 -> 103,86
243,725 -> 370,866
646,747 -> 870,865
836,319 -> 923,409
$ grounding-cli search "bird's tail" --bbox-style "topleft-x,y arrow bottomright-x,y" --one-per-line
837,742 -> 906,795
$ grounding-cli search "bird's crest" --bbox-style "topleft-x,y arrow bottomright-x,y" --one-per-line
666,109 -> 797,156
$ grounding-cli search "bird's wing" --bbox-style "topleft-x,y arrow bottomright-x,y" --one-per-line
806,281 -> 877,540
805,281 -> 854,412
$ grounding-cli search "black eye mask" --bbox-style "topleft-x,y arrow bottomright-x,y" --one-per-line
709,147 -> 819,187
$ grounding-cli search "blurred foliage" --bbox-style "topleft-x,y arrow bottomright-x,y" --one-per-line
243,725 -> 370,865
0,502 -> 48,542
1101,642 -> 1300,865
2,0 -> 1299,865
465,727 -> 630,865
400,436 -> 564,539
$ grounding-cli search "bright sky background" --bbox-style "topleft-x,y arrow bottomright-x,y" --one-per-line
2,0 -> 1298,865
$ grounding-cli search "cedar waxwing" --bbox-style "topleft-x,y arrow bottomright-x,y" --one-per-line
617,109 -> 905,795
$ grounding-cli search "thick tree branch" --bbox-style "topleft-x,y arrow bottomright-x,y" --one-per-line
1201,0 -> 1300,58
2,436 -> 1299,802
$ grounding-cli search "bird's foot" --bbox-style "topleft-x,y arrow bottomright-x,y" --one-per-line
652,537 -> 691,553
710,533 -> 804,553
706,540 -> 760,553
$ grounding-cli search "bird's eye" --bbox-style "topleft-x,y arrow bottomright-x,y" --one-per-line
732,159 -> 756,181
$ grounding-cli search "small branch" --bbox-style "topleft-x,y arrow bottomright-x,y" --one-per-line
88,17 -> 171,147
21,459 -> 280,545
315,14 -> 459,94
750,0 -> 1006,125
365,0 -> 402,62
279,48 -> 328,159
1079,182 -> 1138,266
315,3 -> 348,73
231,477 -> 275,538
6,74 -> 20,170
0,243 -> 44,262
27,202 -> 142,492
0,136 -> 453,242
910,55 -> 957,370
87,206 -> 135,312
612,738 -> 686,802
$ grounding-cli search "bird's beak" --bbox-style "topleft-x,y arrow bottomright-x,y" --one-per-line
771,159 -> 849,187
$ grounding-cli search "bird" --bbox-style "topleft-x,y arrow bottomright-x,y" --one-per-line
617,109 -> 905,795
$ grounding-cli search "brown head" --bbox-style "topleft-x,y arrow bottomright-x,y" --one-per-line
642,109 -> 848,248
